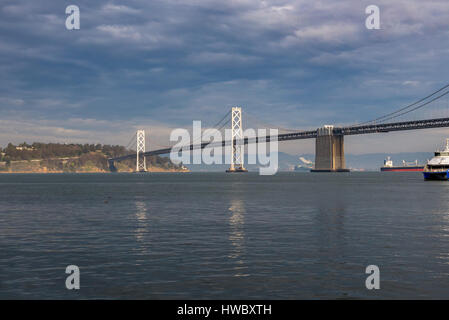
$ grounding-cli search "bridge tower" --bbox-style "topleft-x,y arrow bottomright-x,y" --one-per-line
136,129 -> 147,172
227,107 -> 247,172
311,125 -> 349,172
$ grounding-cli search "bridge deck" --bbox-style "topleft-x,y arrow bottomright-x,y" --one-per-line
109,117 -> 449,162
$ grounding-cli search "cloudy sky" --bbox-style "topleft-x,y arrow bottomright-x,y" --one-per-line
1,0 -> 449,154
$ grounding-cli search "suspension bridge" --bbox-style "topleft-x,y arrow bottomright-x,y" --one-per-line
108,83 -> 449,172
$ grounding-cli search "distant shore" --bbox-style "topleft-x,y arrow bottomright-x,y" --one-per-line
0,164 -> 189,174
0,168 -> 189,174
0,143 -> 188,173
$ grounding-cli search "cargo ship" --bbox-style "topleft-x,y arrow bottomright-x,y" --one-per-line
380,157 -> 424,172
423,139 -> 449,180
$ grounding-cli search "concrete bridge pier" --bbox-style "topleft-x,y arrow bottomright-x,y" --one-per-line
311,125 -> 349,172
108,159 -> 117,172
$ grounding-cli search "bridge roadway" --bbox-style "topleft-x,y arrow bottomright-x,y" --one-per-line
109,117 -> 449,162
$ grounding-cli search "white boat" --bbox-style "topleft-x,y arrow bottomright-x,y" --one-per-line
423,139 -> 449,180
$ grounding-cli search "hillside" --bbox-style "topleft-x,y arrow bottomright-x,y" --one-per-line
0,142 -> 187,173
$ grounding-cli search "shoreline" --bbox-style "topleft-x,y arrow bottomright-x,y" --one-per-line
0,169 -> 190,174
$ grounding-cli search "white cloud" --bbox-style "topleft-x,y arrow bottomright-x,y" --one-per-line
188,52 -> 260,64
290,23 -> 359,44
97,25 -> 143,41
93,23 -> 182,48
0,116 -> 177,148
403,80 -> 420,87
2,0 -> 449,155
101,4 -> 140,15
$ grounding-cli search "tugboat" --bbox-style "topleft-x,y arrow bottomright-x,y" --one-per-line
423,139 -> 449,180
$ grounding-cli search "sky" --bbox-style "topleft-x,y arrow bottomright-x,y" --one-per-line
1,0 -> 449,155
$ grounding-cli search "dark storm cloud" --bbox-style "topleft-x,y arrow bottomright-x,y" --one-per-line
1,0 -> 449,151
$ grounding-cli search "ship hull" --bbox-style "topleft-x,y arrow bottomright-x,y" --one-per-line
310,169 -> 350,172
381,166 -> 424,172
226,168 -> 248,173
423,171 -> 449,180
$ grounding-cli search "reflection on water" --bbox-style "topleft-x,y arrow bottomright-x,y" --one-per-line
315,204 -> 347,289
3,173 -> 449,299
430,185 -> 449,264
135,200 -> 149,253
228,199 -> 248,276
316,205 -> 346,246
436,184 -> 449,234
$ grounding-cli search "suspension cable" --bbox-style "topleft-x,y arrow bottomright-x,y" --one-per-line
369,90 -> 449,124
242,110 -> 302,132
125,133 -> 137,151
354,83 -> 449,126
